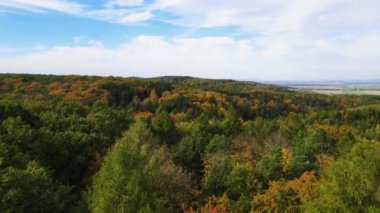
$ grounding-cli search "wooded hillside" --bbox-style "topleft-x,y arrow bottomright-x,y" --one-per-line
1,74 -> 379,212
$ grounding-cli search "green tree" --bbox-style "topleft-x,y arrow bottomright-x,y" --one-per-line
0,161 -> 72,212
151,107 -> 176,145
191,114 -> 211,154
226,164 -> 256,200
205,134 -> 231,154
279,112 -> 305,139
256,148 -> 284,182
174,136 -> 203,178
202,156 -> 232,196
304,143 -> 380,212
89,120 -> 191,212
246,117 -> 277,144
376,124 -> 380,140
288,129 -> 336,178
146,147 -> 193,211
89,120 -> 164,212
225,164 -> 257,212
1,116 -> 33,146
222,109 -> 241,136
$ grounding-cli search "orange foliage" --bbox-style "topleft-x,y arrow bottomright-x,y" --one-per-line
316,154 -> 335,173
149,89 -> 159,104
134,111 -> 154,119
251,181 -> 298,213
313,124 -> 362,140
99,90 -> 112,104
252,171 -> 320,212
288,171 -> 319,202
184,195 -> 228,213
267,100 -> 277,109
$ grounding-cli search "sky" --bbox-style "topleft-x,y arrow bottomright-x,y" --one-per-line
0,0 -> 379,80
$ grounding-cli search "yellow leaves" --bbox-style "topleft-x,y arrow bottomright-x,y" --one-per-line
316,154 -> 335,174
200,102 -> 215,114
63,89 -> 98,104
176,121 -> 193,134
47,82 -> 70,91
136,85 -> 146,92
281,148 -> 293,172
160,91 -> 180,102
46,80 -> 104,103
173,112 -> 188,121
133,111 -> 154,119
288,171 -> 319,203
140,97 -> 151,108
99,90 -> 112,104
1,78 -> 23,91
313,124 -> 362,140
48,88 -> 66,97
25,81 -> 40,91
149,89 -> 159,104
289,104 -> 299,111
267,100 -> 277,109
251,181 -> 297,213
283,98 -> 293,105
251,171 -> 320,212
217,107 -> 227,117
194,90 -> 225,102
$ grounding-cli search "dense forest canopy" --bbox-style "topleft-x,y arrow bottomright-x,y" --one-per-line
0,74 -> 379,212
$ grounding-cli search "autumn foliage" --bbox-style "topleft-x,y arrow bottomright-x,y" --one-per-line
0,74 -> 379,212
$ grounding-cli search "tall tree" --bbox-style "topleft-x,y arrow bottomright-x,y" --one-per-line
88,120 -> 192,212
151,107 -> 177,145
222,108 -> 241,136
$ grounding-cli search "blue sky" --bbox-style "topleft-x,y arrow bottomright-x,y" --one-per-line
0,0 -> 379,80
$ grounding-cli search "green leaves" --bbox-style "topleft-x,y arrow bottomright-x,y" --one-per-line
89,120 -> 192,213
222,109 -> 241,136
0,161 -> 72,213
205,134 -> 231,154
256,148 -> 284,182
151,107 -> 176,145
225,164 -> 257,200
288,129 -> 337,178
304,143 -> 380,212
202,156 -> 232,196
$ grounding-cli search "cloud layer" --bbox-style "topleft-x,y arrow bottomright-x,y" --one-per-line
0,0 -> 379,80
1,35 -> 379,80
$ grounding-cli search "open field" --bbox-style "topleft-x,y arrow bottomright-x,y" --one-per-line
269,81 -> 380,96
311,90 -> 380,95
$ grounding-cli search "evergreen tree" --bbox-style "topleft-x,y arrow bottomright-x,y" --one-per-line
151,107 -> 176,145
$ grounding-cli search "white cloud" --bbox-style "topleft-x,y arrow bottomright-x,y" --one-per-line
0,35 -> 379,80
106,0 -> 145,7
1,0 -> 379,31
0,0 -> 84,14
0,0 -> 150,24
119,10 -> 152,23
0,0 -> 380,80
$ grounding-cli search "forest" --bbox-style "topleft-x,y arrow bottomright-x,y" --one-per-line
0,74 -> 379,212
